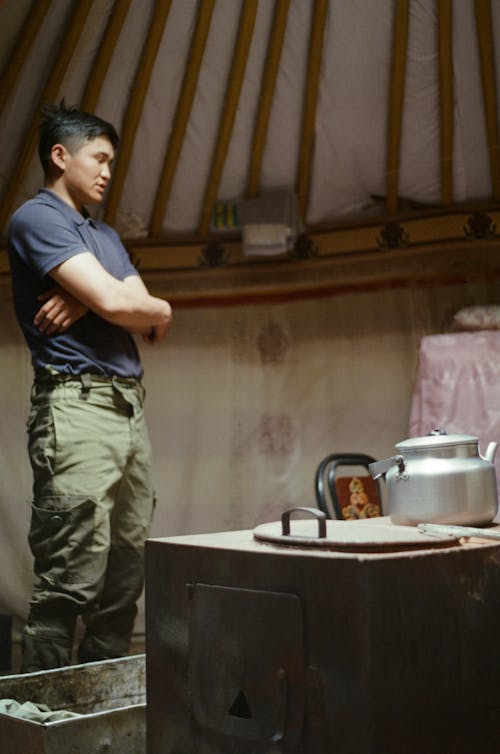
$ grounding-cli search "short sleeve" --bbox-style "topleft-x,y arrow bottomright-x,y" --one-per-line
97,222 -> 139,279
8,202 -> 88,278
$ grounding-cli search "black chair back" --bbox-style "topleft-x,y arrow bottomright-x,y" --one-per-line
314,453 -> 383,519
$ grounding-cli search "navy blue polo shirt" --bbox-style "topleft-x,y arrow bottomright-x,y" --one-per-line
8,188 -> 143,378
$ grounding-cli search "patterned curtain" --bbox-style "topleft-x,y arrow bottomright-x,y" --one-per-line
1,275 -> 499,634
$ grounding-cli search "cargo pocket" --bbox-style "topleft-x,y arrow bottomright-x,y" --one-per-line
28,495 -> 101,590
27,404 -> 56,481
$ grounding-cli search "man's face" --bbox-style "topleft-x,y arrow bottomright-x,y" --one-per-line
58,135 -> 115,209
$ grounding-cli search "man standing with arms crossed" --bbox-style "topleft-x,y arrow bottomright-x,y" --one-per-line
8,102 -> 172,672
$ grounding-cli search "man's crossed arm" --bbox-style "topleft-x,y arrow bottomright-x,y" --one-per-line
34,251 -> 172,344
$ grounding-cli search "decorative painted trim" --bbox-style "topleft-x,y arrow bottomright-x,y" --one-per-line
198,242 -> 230,268
376,221 -> 410,249
463,211 -> 497,239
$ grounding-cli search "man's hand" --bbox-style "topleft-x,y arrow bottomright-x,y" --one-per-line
34,287 -> 88,334
142,319 -> 171,345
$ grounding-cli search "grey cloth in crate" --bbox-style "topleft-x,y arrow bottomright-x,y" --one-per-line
0,698 -> 81,722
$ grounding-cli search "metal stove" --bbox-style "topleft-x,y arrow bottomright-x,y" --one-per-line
145,511 -> 500,753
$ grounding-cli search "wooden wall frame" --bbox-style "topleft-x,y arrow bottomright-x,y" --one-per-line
1,205 -> 500,307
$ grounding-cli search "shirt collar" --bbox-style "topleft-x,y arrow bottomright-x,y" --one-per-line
37,188 -> 96,227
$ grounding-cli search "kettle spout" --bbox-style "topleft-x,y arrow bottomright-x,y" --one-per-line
369,455 -> 406,480
484,441 -> 498,464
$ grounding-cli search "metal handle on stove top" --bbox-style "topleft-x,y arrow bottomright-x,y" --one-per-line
281,507 -> 327,538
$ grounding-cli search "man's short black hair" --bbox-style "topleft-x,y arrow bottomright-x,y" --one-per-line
38,101 -> 119,175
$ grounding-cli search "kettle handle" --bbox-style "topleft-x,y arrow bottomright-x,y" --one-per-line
369,455 -> 406,480
483,441 -> 498,464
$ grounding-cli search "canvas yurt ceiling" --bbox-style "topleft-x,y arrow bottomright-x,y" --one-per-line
1,0 -> 500,304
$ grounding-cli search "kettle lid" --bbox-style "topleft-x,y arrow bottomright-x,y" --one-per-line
396,432 -> 479,452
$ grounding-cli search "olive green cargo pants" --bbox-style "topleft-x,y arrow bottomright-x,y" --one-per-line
21,375 -> 155,672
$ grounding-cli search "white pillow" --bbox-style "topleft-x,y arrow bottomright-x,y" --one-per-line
453,305 -> 500,331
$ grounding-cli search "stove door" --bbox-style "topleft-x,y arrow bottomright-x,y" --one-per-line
189,583 -> 305,749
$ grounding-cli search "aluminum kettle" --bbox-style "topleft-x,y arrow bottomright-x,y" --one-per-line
369,430 -> 499,526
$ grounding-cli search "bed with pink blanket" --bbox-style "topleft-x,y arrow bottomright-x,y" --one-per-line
410,307 -> 500,521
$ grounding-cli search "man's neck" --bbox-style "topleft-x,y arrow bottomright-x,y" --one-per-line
45,180 -> 83,215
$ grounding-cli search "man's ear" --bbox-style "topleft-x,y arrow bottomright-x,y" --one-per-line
50,144 -> 68,172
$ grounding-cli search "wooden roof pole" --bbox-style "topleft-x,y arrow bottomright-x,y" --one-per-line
198,0 -> 259,238
104,0 -> 173,226
0,0 -> 50,118
295,0 -> 329,221
386,0 -> 410,214
0,0 -> 93,230
438,0 -> 453,205
80,0 -> 132,114
474,0 -> 500,200
150,0 -> 216,237
246,0 -> 290,198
